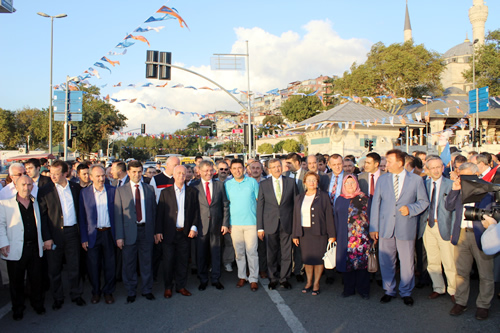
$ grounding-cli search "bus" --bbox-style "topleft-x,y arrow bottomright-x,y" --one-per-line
154,154 -> 182,164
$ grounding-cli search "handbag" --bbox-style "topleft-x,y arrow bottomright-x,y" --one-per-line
367,244 -> 378,273
322,241 -> 337,269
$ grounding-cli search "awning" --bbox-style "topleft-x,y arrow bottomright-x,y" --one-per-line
6,153 -> 56,162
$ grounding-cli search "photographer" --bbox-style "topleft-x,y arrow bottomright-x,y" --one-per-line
445,162 -> 495,320
481,216 -> 500,255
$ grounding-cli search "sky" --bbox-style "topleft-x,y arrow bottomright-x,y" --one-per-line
0,0 -> 498,134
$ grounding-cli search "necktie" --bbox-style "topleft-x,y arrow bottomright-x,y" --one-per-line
394,175 -> 399,200
118,180 -> 122,187
135,185 -> 142,222
205,181 -> 211,205
330,175 -> 338,206
275,179 -> 282,204
370,174 -> 375,197
428,181 -> 437,227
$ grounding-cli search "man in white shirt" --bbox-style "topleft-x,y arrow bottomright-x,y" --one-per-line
0,163 -> 38,200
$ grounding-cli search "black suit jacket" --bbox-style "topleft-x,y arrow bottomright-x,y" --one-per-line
38,181 -> 81,246
38,174 -> 51,188
292,190 -> 336,239
155,184 -> 201,244
257,176 -> 297,235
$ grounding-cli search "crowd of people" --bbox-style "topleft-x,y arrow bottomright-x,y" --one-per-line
0,149 -> 499,322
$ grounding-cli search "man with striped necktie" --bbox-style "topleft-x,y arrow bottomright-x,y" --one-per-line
369,149 -> 429,307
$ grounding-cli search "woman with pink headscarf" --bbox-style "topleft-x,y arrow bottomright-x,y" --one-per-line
334,174 -> 371,299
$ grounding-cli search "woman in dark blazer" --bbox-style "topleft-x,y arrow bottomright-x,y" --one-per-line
334,175 -> 371,299
293,171 -> 336,296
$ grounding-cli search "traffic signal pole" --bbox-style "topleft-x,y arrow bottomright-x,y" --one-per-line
64,75 -> 69,161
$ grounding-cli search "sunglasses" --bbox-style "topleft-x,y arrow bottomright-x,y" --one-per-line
219,168 -> 228,171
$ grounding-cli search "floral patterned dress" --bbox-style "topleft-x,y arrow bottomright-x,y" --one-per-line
345,195 -> 370,271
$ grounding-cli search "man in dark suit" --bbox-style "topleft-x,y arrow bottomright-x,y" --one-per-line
370,149 -> 429,306
445,162 -> 495,320
79,164 -> 116,305
155,165 -> 200,298
284,152 -> 306,282
114,160 -> 156,303
358,152 -> 382,198
25,158 -> 51,190
306,155 -> 330,192
38,160 -> 85,310
110,161 -> 129,187
257,159 -> 298,290
194,160 -> 229,291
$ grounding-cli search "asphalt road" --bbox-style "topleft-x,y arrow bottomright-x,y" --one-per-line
0,269 -> 499,333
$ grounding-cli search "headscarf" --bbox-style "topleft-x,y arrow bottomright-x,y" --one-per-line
340,174 -> 364,199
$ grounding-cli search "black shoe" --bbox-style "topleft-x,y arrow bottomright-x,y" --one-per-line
380,294 -> 395,303
126,296 -> 136,303
72,297 -> 86,306
191,268 -> 198,275
268,281 -> 279,290
12,311 -> 23,321
376,280 -> 383,287
52,299 -> 64,310
212,282 -> 224,290
280,281 -> 292,290
142,293 -> 155,300
325,277 -> 335,285
35,307 -> 46,315
403,296 -> 414,306
295,275 -> 305,283
415,282 -> 425,289
198,282 -> 208,291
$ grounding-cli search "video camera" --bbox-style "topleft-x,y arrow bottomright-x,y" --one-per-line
460,175 -> 500,221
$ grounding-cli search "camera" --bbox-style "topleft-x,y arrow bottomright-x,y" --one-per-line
460,175 -> 500,221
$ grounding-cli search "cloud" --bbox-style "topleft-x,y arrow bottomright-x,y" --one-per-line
112,19 -> 371,134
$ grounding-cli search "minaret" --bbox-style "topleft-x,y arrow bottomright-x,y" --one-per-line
469,0 -> 488,45
404,0 -> 412,42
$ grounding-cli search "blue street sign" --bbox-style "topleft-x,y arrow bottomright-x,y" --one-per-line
54,113 -> 82,122
469,86 -> 489,114
53,104 -> 82,112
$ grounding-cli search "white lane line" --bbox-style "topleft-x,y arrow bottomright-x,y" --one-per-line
0,302 -> 11,319
260,278 -> 307,333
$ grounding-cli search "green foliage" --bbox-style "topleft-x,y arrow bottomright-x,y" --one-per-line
273,140 -> 285,153
298,135 -> 308,155
282,139 -> 301,153
258,143 -> 273,154
280,92 -> 325,123
222,140 -> 244,154
327,41 -> 445,110
77,85 -> 127,153
463,30 -> 500,96
257,115 -> 285,136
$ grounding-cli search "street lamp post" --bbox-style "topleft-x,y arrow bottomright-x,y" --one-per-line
37,12 -> 67,156
471,38 -> 479,151
422,95 -> 431,152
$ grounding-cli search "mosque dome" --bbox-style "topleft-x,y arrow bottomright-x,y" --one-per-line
443,40 -> 473,59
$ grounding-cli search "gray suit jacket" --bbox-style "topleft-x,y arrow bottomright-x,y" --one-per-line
283,169 -> 306,195
111,175 -> 129,187
114,182 -> 156,245
418,177 -> 455,241
370,170 -> 429,241
358,170 -> 385,196
195,179 -> 230,236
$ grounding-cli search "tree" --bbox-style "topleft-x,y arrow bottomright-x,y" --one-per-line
76,85 -> 127,153
258,143 -> 273,154
257,115 -> 285,136
273,140 -> 285,153
463,29 -> 500,96
280,92 -> 325,123
282,139 -> 300,153
0,108 -> 18,149
326,41 -> 445,110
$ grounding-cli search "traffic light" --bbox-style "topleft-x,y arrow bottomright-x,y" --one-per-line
211,123 -> 217,135
481,128 -> 486,145
141,124 -> 146,134
68,125 -> 77,148
472,128 -> 480,147
243,124 -> 255,147
158,52 -> 171,80
146,50 -> 158,79
364,140 -> 374,151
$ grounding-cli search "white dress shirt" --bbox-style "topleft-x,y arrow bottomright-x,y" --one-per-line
368,169 -> 381,195
117,175 -> 128,187
480,167 -> 491,179
393,169 -> 406,200
289,168 -> 302,184
0,182 -> 38,200
174,184 -> 197,232
130,180 -> 145,223
55,182 -> 77,227
301,195 -> 314,227
93,185 -> 111,228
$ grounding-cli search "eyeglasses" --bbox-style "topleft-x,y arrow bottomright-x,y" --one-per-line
219,168 -> 228,171
12,172 -> 27,177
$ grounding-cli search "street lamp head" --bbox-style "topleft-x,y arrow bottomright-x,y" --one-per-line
37,12 -> 67,19
37,12 -> 50,17
54,14 -> 67,18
